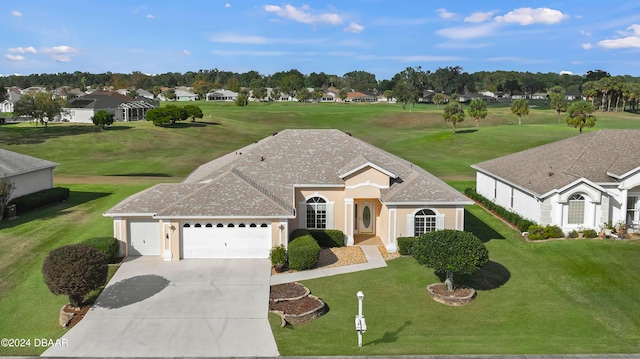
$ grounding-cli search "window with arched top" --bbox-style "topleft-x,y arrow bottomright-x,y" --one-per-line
205,223 -> 213,227
568,193 -> 585,224
250,223 -> 257,228
183,223 -> 191,228
216,223 -> 224,228
194,223 -> 202,228
414,209 -> 437,236
306,197 -> 327,229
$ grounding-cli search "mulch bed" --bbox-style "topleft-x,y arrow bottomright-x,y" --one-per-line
62,304 -> 91,328
428,283 -> 475,297
269,282 -> 308,301
269,296 -> 320,314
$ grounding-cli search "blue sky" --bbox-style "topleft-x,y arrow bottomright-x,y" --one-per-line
3,1 -> 640,80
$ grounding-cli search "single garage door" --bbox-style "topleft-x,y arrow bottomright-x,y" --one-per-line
181,222 -> 271,259
129,220 -> 161,256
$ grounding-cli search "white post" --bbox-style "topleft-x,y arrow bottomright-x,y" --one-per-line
357,291 -> 364,347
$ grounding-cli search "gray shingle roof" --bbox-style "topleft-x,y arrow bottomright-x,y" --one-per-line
472,130 -> 640,196
106,129 -> 471,217
0,149 -> 58,178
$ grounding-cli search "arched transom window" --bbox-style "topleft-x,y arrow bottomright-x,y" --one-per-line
568,194 -> 585,224
306,197 -> 326,229
414,209 -> 437,236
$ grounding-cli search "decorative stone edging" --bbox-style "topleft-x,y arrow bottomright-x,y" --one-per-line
271,294 -> 328,327
426,283 -> 476,306
270,282 -> 310,303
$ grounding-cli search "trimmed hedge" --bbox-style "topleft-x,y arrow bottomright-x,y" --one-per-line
9,187 -> 69,215
289,228 -> 345,248
583,228 -> 598,238
288,234 -> 321,271
83,237 -> 120,264
397,237 -> 417,255
464,187 -> 537,232
527,224 -> 564,240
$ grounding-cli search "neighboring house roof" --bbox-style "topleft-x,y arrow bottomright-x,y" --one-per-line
0,148 -> 58,178
68,91 -> 136,109
106,129 -> 470,217
472,130 -> 640,197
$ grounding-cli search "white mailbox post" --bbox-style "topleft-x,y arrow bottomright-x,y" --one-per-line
355,291 -> 366,347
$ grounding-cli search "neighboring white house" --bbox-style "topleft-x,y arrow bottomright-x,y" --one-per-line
0,148 -> 58,201
1,88 -> 22,113
472,130 -> 640,234
206,89 -> 238,101
64,91 -> 157,123
174,89 -> 197,101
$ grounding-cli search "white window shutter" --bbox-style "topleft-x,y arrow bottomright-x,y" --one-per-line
436,214 -> 445,230
299,202 -> 307,228
326,202 -> 334,229
407,214 -> 414,237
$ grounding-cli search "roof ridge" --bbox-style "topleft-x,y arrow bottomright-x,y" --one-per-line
381,171 -> 419,200
231,167 -> 293,213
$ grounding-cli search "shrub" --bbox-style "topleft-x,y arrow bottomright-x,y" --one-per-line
583,228 -> 598,238
289,229 -> 311,242
269,245 -> 287,266
83,237 -> 120,264
288,235 -> 321,271
397,237 -> 417,255
308,229 -> 344,248
527,225 -> 545,240
567,230 -> 579,238
9,187 -> 69,215
464,187 -> 537,232
411,230 -> 488,290
42,244 -> 108,307
543,225 -> 564,239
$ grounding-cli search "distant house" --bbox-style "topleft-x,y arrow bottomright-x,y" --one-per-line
566,90 -> 582,101
472,130 -> 640,234
531,93 -> 548,100
345,91 -> 376,102
1,88 -> 21,113
64,91 -> 157,123
0,148 -> 58,201
207,89 -> 238,102
419,90 -> 450,104
175,89 -> 197,101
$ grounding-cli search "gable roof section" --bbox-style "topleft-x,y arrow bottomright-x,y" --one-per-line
106,129 -> 471,217
0,149 -> 58,178
472,130 -> 640,196
68,91 -> 136,109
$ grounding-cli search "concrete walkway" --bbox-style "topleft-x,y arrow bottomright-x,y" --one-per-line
270,245 -> 386,285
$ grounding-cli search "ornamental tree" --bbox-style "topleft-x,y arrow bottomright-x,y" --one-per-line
411,229 -> 489,291
467,98 -> 488,127
566,100 -> 596,133
42,244 -> 108,307
443,99 -> 465,134
183,104 -> 203,122
510,99 -> 529,125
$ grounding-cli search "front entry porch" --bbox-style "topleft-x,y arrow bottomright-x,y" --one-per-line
354,234 -> 383,246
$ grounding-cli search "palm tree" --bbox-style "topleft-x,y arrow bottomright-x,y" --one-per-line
467,99 -> 487,127
443,99 -> 465,134
566,100 -> 596,133
510,99 -> 529,125
433,93 -> 444,109
581,81 -> 598,107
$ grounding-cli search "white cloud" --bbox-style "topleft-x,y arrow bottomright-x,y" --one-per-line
52,55 -> 71,62
8,46 -> 37,54
11,10 -> 22,17
181,50 -> 191,56
436,8 -> 456,20
580,30 -> 591,37
225,3 -> 231,8
598,24 -> 640,49
345,22 -> 364,33
5,54 -> 25,61
263,4 -> 342,25
582,43 -> 593,50
559,71 -> 573,75
146,14 -> 155,19
465,11 -> 494,23
41,45 -> 79,55
495,7 -> 568,25
436,22 -> 500,40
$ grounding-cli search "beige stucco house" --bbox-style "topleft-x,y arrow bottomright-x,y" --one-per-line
104,129 -> 472,260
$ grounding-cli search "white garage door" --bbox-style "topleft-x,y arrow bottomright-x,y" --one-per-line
181,222 -> 271,259
129,220 -> 161,256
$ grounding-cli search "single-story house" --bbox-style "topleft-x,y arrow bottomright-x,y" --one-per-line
0,148 -> 58,201
206,89 -> 238,102
472,130 -> 640,234
1,88 -> 22,113
105,129 -> 472,260
64,91 -> 157,123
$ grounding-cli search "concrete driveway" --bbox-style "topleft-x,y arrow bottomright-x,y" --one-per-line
42,257 -> 279,357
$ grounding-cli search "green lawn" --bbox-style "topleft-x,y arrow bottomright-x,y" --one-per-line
271,205 -> 640,355
1,101 -> 640,355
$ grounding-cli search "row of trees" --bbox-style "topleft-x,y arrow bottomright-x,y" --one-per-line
144,104 -> 203,126
442,98 -> 596,134
2,67 -> 637,102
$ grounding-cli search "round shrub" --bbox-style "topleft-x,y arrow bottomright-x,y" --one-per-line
288,234 -> 321,271
269,245 -> 287,266
83,236 -> 120,263
527,225 -> 545,240
568,230 -> 579,239
543,225 -> 564,239
397,237 -> 417,255
42,244 -> 108,307
583,228 -> 598,238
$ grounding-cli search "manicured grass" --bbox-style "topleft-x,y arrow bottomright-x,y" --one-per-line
0,183 -> 148,356
270,205 -> 640,355
1,101 -> 640,355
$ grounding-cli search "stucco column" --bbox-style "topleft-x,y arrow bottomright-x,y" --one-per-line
344,198 -> 354,245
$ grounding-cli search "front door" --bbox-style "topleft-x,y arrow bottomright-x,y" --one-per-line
359,202 -> 375,234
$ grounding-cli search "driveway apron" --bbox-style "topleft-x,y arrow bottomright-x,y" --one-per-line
42,257 -> 279,357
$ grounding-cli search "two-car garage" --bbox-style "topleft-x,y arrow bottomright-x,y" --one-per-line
126,220 -> 274,259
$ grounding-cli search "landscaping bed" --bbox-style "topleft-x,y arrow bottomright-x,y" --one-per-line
269,282 -> 327,326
